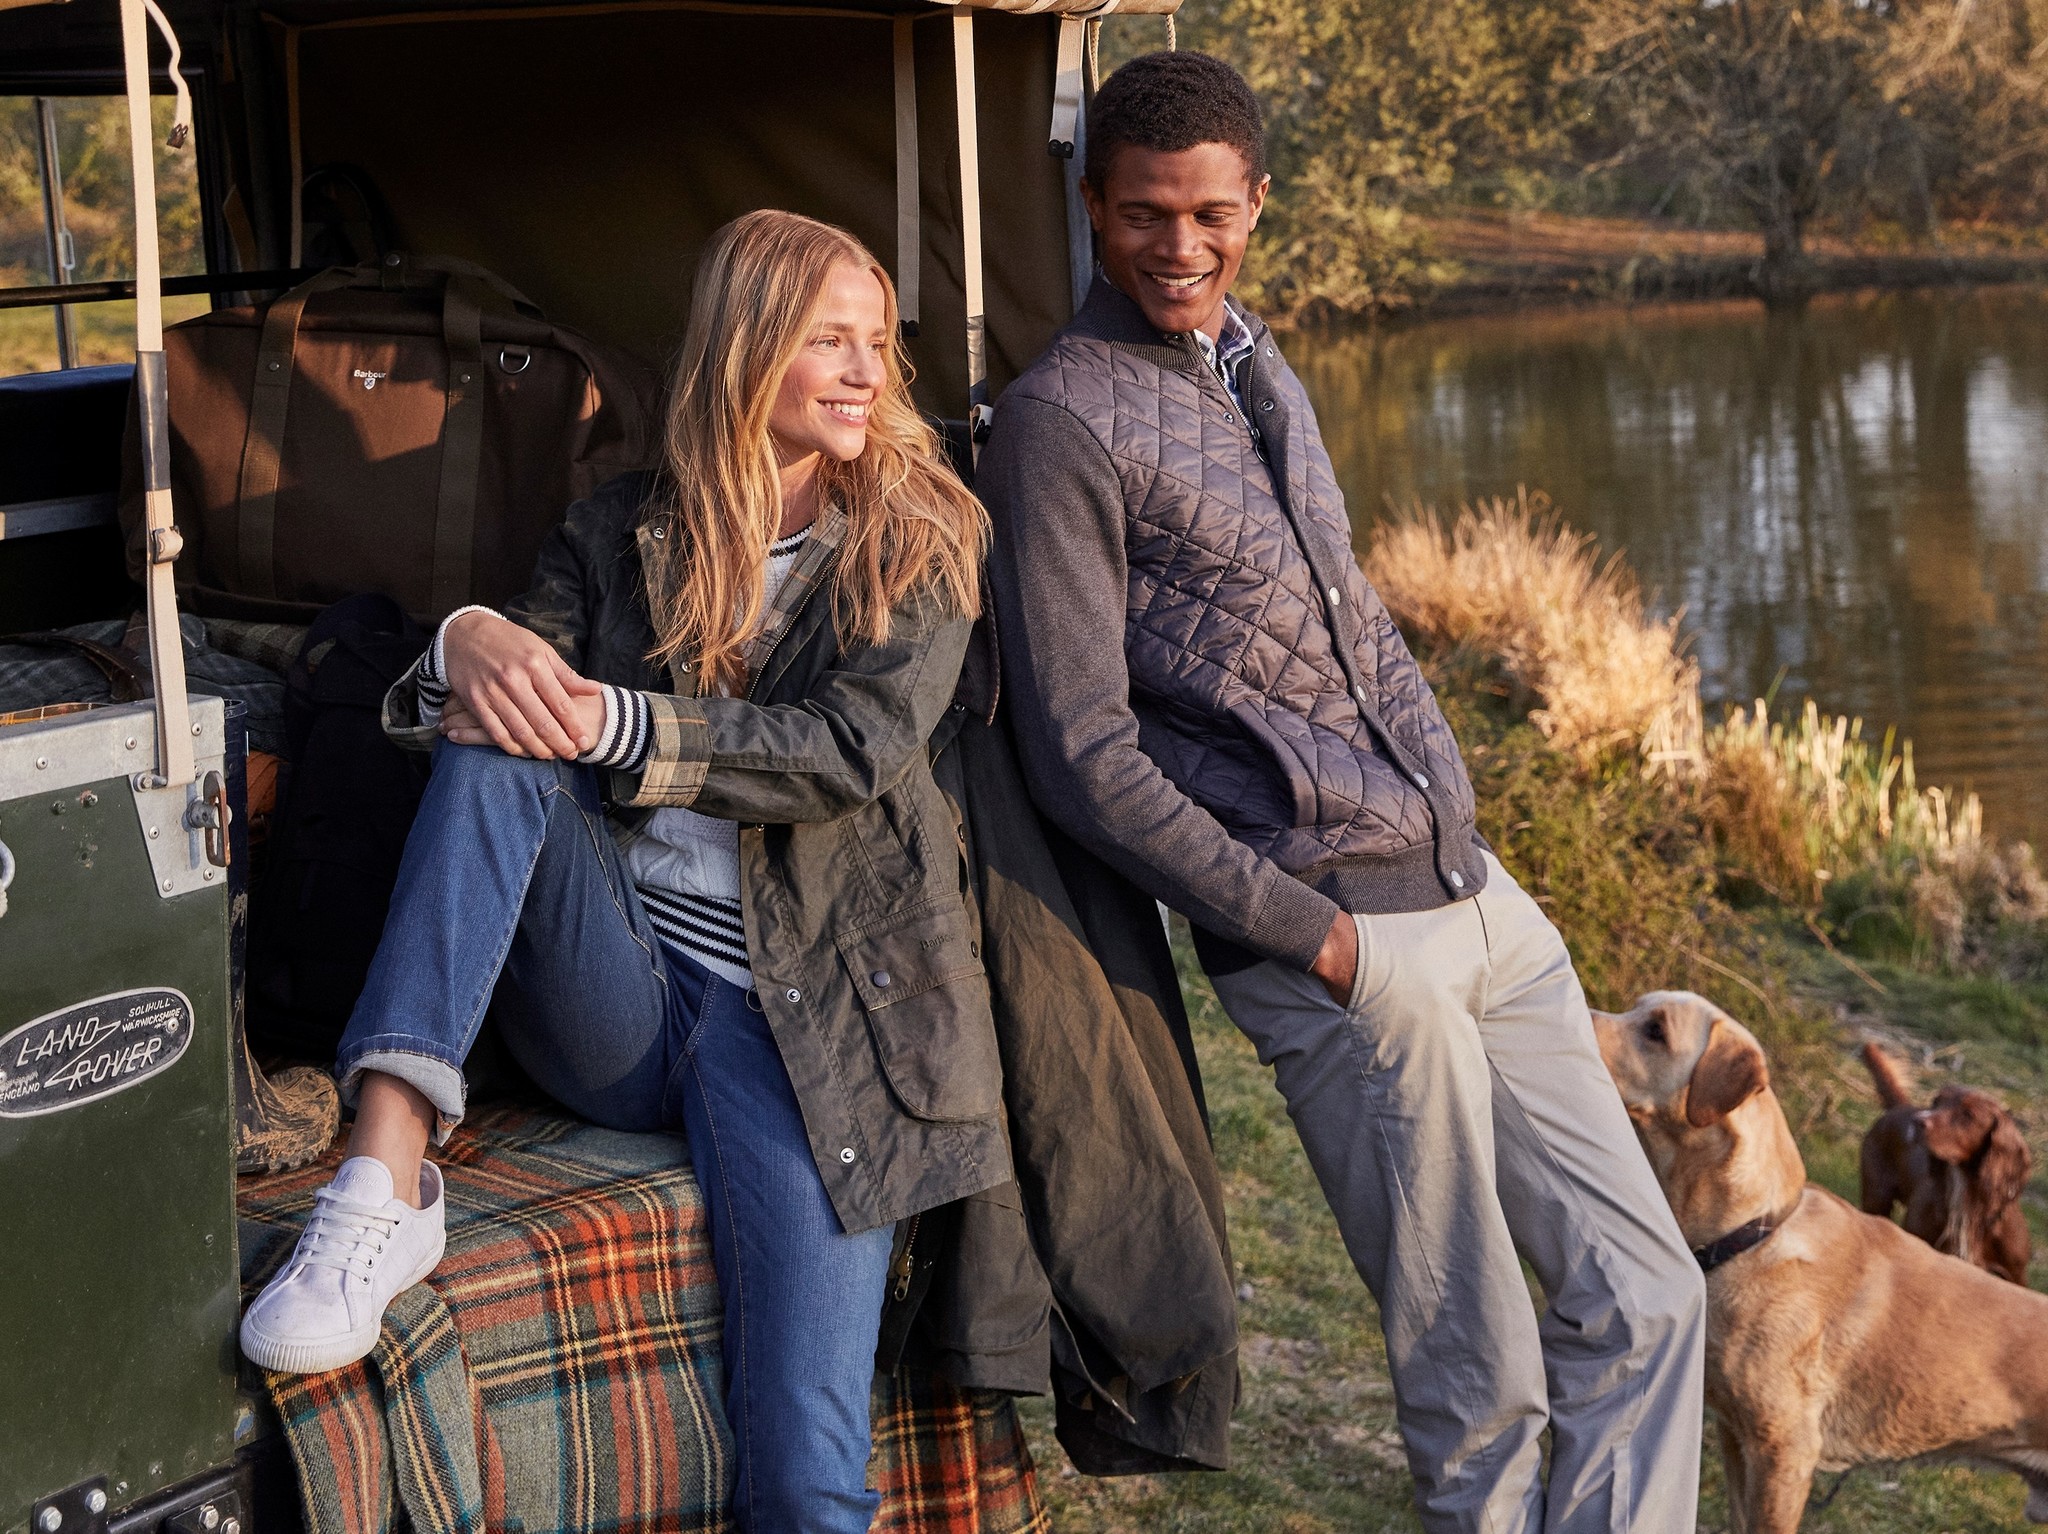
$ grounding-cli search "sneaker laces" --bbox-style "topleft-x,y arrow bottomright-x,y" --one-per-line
294,1188 -> 403,1283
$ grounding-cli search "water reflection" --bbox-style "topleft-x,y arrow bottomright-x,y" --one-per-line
1286,290 -> 2048,848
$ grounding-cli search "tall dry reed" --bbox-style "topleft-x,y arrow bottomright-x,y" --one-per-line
1363,490 -> 1703,767
1364,491 -> 2034,972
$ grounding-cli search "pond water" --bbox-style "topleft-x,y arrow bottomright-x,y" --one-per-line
1285,288 -> 2048,851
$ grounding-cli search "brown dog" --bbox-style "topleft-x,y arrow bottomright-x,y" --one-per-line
1592,991 -> 2048,1532
1860,1042 -> 2032,1284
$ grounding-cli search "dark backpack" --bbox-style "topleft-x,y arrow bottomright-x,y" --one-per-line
248,593 -> 432,1060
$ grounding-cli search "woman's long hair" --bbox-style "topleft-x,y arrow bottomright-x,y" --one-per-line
643,209 -> 986,689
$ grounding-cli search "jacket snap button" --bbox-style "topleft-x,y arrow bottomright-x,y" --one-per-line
785,987 -> 801,1003
840,1147 -> 857,1163
1328,586 -> 1342,607
1223,413 -> 1234,424
1413,772 -> 1430,789
1261,399 -> 1275,411
651,526 -> 667,540
1450,870 -> 1466,889
871,970 -> 892,988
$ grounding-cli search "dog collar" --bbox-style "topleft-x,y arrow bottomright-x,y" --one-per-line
1692,1216 -> 1778,1273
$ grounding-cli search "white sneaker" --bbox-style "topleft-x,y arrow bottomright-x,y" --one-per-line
240,1156 -> 447,1374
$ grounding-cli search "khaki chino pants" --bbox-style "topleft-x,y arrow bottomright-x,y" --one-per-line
1207,852 -> 1705,1534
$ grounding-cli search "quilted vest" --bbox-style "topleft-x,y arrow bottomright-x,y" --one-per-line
1004,280 -> 1486,913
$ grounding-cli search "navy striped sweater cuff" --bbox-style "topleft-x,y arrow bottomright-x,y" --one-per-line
579,685 -> 652,772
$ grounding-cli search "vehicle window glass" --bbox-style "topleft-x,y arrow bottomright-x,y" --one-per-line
1,94 -> 207,374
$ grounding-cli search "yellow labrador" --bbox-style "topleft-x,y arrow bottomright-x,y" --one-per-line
1591,990 -> 2048,1533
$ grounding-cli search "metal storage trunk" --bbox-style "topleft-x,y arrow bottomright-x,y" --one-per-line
0,698 -> 240,1533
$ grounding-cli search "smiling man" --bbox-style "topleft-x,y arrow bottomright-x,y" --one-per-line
977,51 -> 1707,1534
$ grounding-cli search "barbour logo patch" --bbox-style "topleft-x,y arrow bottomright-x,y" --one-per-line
352,368 -> 388,391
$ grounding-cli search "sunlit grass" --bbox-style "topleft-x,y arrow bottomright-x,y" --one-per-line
0,292 -> 211,376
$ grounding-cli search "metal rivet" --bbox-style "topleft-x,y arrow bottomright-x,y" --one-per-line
785,988 -> 801,1003
203,868 -> 216,881
125,737 -> 138,750
80,791 -> 97,807
871,970 -> 892,988
84,1491 -> 106,1515
385,253 -> 402,266
37,1508 -> 60,1532
1265,346 -> 1275,357
651,526 -> 667,539
969,941 -> 979,957
460,373 -> 473,383
192,723 -> 203,736
268,361 -> 281,371
1413,773 -> 1429,790
839,1147 -> 856,1164
34,756 -> 47,769
1450,870 -> 1466,889
149,826 -> 160,838
162,879 -> 174,892
1261,399 -> 1275,411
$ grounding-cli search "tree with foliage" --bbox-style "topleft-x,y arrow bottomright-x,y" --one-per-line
1173,0 -> 1586,317
1578,0 -> 1898,303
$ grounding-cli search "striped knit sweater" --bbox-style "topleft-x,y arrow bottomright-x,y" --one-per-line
417,526 -> 812,987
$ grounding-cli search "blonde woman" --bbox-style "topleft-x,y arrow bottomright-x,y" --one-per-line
240,210 -> 1006,1532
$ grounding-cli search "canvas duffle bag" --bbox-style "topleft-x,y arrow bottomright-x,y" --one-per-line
121,253 -> 659,625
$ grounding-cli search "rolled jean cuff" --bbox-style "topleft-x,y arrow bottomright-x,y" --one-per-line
337,1045 -> 468,1146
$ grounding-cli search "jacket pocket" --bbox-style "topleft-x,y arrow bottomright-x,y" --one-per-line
837,897 -> 1001,1123
1227,699 -> 1319,828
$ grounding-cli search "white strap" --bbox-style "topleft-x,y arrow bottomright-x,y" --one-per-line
953,12 -> 989,450
140,0 -> 194,148
1050,16 -> 1084,159
893,14 -> 921,334
120,0 -> 192,787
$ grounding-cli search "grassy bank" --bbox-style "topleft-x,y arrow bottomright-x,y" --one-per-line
1017,495 -> 2048,1531
1360,209 -> 2048,322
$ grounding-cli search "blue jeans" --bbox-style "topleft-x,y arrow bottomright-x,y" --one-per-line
335,742 -> 894,1534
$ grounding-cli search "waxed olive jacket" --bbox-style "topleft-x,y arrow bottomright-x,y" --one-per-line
385,471 -> 1010,1234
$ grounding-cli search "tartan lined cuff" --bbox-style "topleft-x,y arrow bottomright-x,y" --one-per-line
610,692 -> 712,807
578,686 -> 652,771
382,666 -> 441,753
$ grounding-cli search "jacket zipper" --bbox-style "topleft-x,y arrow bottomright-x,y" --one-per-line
892,1213 -> 922,1302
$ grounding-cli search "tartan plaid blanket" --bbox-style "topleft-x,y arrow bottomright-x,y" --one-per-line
237,1103 -> 1047,1534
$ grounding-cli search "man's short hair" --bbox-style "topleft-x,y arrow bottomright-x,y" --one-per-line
1084,50 -> 1266,189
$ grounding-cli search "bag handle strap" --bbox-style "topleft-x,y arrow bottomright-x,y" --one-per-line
430,275 -> 488,619
234,266 -> 359,600
409,253 -> 541,315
